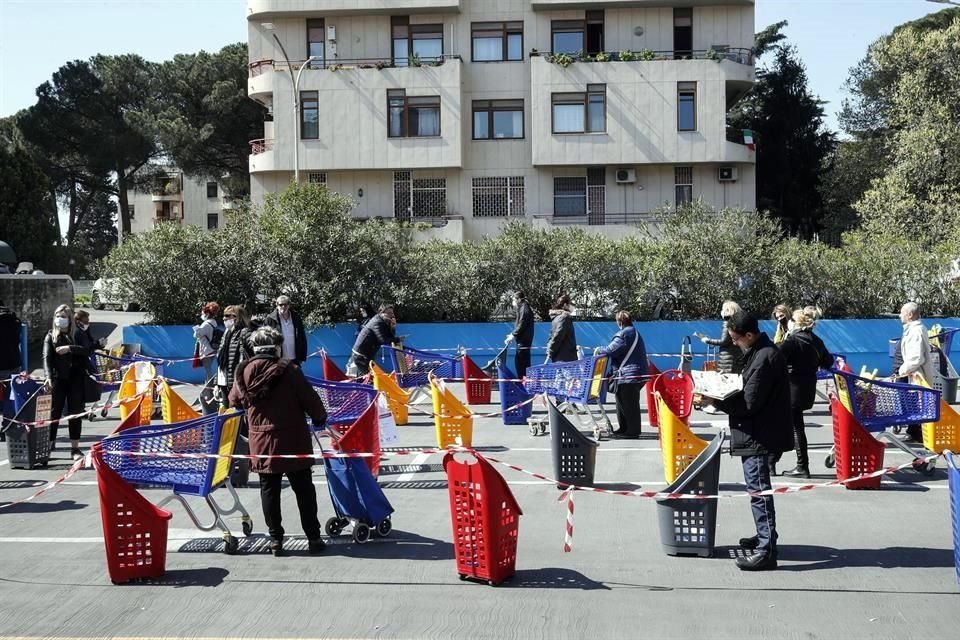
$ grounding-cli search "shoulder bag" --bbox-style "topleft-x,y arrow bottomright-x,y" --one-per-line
608,330 -> 640,394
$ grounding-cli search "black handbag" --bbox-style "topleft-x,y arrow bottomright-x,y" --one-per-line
83,375 -> 102,403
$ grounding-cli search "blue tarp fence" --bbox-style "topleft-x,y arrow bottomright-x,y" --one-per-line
123,318 -> 960,386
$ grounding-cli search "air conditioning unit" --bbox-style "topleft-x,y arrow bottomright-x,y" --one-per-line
718,167 -> 738,182
615,168 -> 637,184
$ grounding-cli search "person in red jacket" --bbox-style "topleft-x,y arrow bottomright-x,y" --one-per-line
229,326 -> 328,557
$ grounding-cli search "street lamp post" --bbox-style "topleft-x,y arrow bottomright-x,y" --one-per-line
264,25 -> 322,184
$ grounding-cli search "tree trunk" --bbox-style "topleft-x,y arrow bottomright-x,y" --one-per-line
117,171 -> 131,237
67,180 -> 77,244
50,186 -> 63,244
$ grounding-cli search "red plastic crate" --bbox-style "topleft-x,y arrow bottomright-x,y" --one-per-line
93,447 -> 172,584
645,359 -> 662,428
653,369 -> 695,420
443,452 -> 522,585
462,355 -> 492,405
322,352 -> 348,382
830,396 -> 885,490
332,399 -> 381,477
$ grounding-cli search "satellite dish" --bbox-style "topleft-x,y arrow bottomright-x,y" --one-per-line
633,26 -> 644,37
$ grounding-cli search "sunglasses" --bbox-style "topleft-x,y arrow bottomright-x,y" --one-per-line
277,303 -> 289,308
224,314 -> 236,319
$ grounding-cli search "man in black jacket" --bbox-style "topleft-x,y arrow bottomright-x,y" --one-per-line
0,300 -> 22,377
703,312 -> 793,571
348,304 -> 396,376
505,291 -> 534,378
265,296 -> 307,364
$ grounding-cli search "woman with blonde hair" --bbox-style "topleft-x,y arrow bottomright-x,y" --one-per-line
693,301 -> 744,414
771,304 -> 792,345
42,304 -> 91,459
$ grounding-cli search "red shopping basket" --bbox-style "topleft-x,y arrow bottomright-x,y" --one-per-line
645,359 -> 662,428
322,351 -> 348,382
331,399 -> 381,477
830,395 -> 885,490
653,369 -> 695,420
93,446 -> 172,584
462,355 -> 492,405
443,451 -> 522,586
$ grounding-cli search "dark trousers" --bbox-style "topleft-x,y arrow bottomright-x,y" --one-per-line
50,377 -> 85,441
514,344 -> 531,379
259,468 -> 322,541
792,409 -> 809,468
741,454 -> 777,552
614,383 -> 643,436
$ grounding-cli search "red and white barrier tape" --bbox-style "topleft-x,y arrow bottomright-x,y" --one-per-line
561,487 -> 575,553
0,456 -> 87,511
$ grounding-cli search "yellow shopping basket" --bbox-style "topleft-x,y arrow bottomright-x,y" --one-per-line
212,409 -> 242,487
657,392 -> 708,484
917,375 -> 960,454
429,373 -> 473,448
118,361 -> 156,425
159,379 -> 200,424
370,362 -> 410,425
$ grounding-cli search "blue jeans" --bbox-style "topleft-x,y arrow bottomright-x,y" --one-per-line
741,454 -> 777,551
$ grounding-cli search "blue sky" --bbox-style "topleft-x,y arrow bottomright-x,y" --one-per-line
0,0 -> 949,131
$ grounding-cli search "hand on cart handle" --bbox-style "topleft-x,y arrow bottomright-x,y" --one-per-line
504,333 -> 514,345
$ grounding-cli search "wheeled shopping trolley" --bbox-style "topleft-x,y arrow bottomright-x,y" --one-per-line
323,454 -> 394,544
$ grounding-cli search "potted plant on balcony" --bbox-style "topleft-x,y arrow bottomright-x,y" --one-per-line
546,52 -> 576,68
637,49 -> 656,61
594,51 -> 610,62
375,60 -> 391,70
410,53 -> 422,68
618,50 -> 636,62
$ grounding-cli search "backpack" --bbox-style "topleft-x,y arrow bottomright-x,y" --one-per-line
210,326 -> 225,351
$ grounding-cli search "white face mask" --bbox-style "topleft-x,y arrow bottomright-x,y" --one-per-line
55,317 -> 69,330
224,318 -> 235,330
76,322 -> 88,331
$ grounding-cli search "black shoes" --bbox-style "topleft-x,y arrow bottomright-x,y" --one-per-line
739,534 -> 760,550
308,538 -> 327,554
609,432 -> 640,440
270,539 -> 284,557
782,466 -> 811,479
736,551 -> 778,571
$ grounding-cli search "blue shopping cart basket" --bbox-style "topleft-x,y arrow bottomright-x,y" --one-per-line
305,376 -> 377,429
524,356 -> 609,405
498,363 -> 533,425
387,345 -> 459,388
832,369 -> 940,431
948,452 -> 960,585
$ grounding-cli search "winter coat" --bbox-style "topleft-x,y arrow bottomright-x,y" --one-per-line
713,333 -> 794,456
194,318 -> 219,359
43,331 -> 89,382
779,329 -> 833,411
351,314 -> 396,370
546,309 -> 577,363
597,326 -> 648,386
217,325 -> 252,399
0,305 -> 21,371
71,326 -> 99,375
898,320 -> 936,384
702,319 -> 744,374
228,355 -> 327,475
511,302 -> 534,346
266,309 -> 308,363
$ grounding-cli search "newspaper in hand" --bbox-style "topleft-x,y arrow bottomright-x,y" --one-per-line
691,370 -> 743,400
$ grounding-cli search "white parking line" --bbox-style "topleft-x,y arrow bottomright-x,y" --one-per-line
396,452 -> 432,482
0,459 -> 8,467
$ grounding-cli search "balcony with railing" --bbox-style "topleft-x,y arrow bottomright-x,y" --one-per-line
531,47 -> 754,66
531,0 -> 753,8
247,0 -> 462,20
151,178 -> 182,202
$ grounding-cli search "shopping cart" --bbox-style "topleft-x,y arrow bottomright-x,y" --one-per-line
322,454 -> 394,544
429,373 -> 473,448
462,354 -> 492,405
652,370 -> 695,420
118,361 -> 158,425
321,350 -> 349,382
524,355 -> 611,439
387,345 -> 460,388
547,397 -> 598,488
645,359 -> 662,429
100,411 -> 252,554
831,369 -> 939,475
159,379 -> 200,424
656,391 -> 709,484
815,354 -> 847,403
497,362 -> 535,428
305,376 -> 378,429
370,362 -> 410,425
327,396 -> 381,477
947,450 -> 960,585
2,377 -> 52,469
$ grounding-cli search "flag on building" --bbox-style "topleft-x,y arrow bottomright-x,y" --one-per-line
742,129 -> 755,150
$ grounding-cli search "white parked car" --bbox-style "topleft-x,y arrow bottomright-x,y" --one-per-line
92,276 -> 139,311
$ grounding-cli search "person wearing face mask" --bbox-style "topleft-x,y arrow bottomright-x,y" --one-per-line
771,304 -> 792,345
693,301 -> 744,414
217,305 -> 253,408
193,302 -> 221,415
546,294 -> 578,363
73,310 -> 105,404
43,304 -> 91,459
229,327 -> 329,557
504,291 -> 534,378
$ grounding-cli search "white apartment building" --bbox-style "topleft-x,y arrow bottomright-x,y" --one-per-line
246,0 -> 756,241
126,171 -> 237,234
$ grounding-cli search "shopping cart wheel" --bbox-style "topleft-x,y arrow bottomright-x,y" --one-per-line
223,535 -> 239,555
325,517 -> 344,537
353,523 -> 371,544
913,458 -> 937,476
458,574 -> 469,581
241,518 -> 253,537
892,426 -> 902,435
824,454 -> 835,469
376,517 -> 392,537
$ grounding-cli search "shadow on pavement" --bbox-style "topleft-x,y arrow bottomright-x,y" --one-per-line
0,479 -> 47,489
378,479 -> 448,489
713,544 -> 955,571
121,567 -> 230,588
378,463 -> 445,476
0,499 -> 87,514
503,567 -> 612,590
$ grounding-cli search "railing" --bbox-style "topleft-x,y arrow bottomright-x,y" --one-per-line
249,54 -> 462,77
355,215 -> 451,227
249,138 -> 274,155
532,47 -> 754,66
535,212 -> 657,226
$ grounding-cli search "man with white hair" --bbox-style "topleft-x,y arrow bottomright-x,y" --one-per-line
266,295 -> 307,364
898,302 -> 935,441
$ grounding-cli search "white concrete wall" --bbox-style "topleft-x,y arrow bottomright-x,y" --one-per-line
128,174 -> 231,234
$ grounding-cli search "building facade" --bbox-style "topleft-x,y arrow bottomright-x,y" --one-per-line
246,0 -> 756,241
126,171 -> 237,234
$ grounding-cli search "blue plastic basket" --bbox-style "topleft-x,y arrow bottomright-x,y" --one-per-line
832,369 -> 940,430
523,356 -> 609,405
324,456 -> 394,526
305,376 -> 377,428
386,346 -> 459,388
817,354 -> 845,381
497,363 -> 533,425
91,352 -> 165,393
100,414 -> 224,497
11,378 -> 43,413
948,453 -> 960,586
935,328 -> 960,355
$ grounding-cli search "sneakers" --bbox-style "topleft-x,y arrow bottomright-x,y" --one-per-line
736,551 -> 778,571
71,448 -> 84,461
782,466 -> 811,479
308,538 -> 327,555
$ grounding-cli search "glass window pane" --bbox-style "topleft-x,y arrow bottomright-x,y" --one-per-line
393,40 -> 409,66
553,31 -> 583,54
553,104 -> 584,133
473,36 -> 503,61
389,105 -> 404,137
474,111 -> 489,139
413,38 -> 442,60
493,110 -> 522,138
410,106 -> 440,136
678,95 -> 695,130
507,33 -> 523,60
587,96 -> 605,132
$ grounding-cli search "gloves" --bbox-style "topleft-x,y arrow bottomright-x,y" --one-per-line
699,336 -> 710,344
505,333 -> 515,345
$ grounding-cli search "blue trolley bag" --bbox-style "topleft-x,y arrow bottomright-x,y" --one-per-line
325,456 -> 394,525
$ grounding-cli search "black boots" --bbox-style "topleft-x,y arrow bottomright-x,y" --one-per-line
782,466 -> 811,479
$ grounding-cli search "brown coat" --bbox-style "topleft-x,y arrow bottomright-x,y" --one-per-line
228,355 -> 327,474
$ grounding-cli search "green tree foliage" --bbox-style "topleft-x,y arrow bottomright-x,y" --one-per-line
0,124 -> 58,265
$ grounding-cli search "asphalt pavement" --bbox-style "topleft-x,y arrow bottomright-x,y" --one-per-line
0,378 -> 957,639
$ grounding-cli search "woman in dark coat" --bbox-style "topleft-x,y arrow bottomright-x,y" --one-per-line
695,300 -> 744,375
596,310 -> 648,439
43,304 -> 91,459
229,327 -> 329,556
546,294 -> 578,363
217,305 -> 253,407
776,309 -> 833,478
